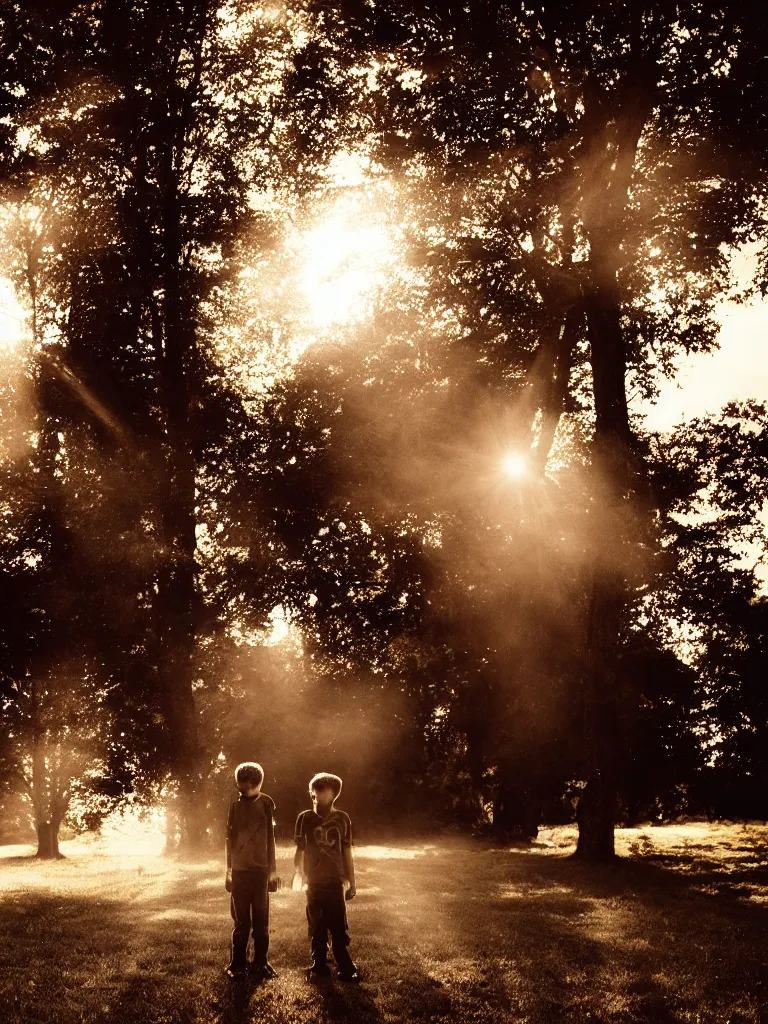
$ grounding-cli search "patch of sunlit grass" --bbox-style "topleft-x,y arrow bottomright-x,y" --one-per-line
1,825 -> 767,1023
354,844 -> 436,860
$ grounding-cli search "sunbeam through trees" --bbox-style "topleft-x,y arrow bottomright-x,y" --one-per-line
1,3 -> 768,1020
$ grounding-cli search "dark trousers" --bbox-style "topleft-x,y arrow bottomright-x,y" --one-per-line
306,882 -> 355,973
230,868 -> 270,968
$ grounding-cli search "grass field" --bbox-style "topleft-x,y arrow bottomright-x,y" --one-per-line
1,823 -> 767,1024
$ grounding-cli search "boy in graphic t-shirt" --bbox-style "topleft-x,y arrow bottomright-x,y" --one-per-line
293,772 -> 359,982
224,761 -> 279,979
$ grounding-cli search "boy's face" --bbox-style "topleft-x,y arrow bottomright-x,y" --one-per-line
311,782 -> 335,812
237,780 -> 262,798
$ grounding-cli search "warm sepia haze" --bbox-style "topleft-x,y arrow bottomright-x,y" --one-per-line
1,184 -> 765,595
0,278 -> 23,351
0,280 -> 32,464
192,172 -> 767,804
293,195 -> 397,330
202,160 -> 768,434
0,175 -> 763,492
205,172 -> 399,399
205,180 -> 768,449
2,4 -> 768,1020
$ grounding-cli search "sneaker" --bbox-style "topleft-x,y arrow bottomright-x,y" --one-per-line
308,963 -> 332,980
250,962 -> 278,980
225,963 -> 246,978
338,970 -> 360,983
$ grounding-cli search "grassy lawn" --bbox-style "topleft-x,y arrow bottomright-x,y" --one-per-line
1,823 -> 767,1024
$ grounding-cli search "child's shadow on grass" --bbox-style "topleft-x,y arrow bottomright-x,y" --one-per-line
209,971 -> 385,1024
307,973 -> 385,1023
211,973 -> 257,1024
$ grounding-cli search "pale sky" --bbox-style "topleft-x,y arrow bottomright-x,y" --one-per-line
641,297 -> 768,433
637,281 -> 767,593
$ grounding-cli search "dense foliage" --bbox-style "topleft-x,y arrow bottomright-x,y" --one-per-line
0,1 -> 766,856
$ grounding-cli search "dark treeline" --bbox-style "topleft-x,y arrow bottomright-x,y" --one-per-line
0,1 -> 767,859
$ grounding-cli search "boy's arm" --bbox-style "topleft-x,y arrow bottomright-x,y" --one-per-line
225,801 -> 234,891
267,798 -> 277,878
342,814 -> 356,899
293,846 -> 305,879
293,812 -> 305,883
342,845 -> 356,898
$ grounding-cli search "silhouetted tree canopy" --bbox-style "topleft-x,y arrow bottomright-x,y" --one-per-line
0,1 -> 767,855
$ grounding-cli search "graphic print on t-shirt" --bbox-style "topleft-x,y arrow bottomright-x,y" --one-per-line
295,809 -> 352,883
314,821 -> 342,861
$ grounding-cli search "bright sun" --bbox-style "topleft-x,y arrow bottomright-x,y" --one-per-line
295,197 -> 395,329
502,453 -> 528,479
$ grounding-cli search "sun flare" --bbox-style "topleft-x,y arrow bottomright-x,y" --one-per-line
294,199 -> 395,329
502,453 -> 528,479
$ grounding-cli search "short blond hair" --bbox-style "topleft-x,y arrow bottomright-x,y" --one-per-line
309,772 -> 342,798
235,762 -> 264,787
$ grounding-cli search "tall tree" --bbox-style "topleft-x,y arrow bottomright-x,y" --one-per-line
0,199 -> 124,856
3,0 -> 294,847
290,0 -> 768,856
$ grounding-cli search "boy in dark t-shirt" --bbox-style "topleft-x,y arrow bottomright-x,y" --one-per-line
293,772 -> 359,982
224,761 -> 279,979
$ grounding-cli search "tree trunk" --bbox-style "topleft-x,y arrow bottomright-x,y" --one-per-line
574,776 -> 615,860
572,60 -> 659,857
164,800 -> 180,854
35,819 -> 62,859
574,309 -> 629,860
576,231 -> 636,861
156,408 -> 204,851
492,783 -> 540,841
532,305 -> 583,473
154,179 -> 204,852
177,773 -> 206,853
